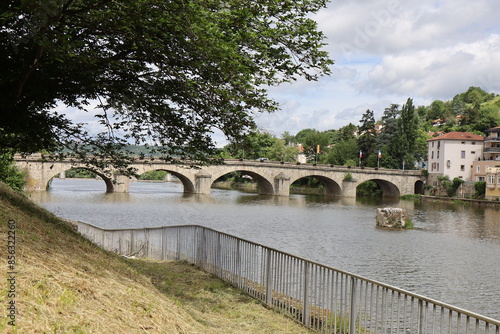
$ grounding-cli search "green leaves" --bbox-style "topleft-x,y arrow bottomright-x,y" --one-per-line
0,0 -> 332,168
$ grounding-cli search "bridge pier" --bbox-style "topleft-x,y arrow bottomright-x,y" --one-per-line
274,173 -> 291,196
195,172 -> 212,195
112,173 -> 131,193
341,180 -> 357,198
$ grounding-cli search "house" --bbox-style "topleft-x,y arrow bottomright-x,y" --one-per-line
485,166 -> 500,200
483,126 -> 500,161
427,132 -> 484,183
472,127 -> 500,182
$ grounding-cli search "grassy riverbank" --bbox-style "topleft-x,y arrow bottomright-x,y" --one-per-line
0,182 -> 312,333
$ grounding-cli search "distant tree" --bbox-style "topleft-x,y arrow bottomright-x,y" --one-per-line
377,104 -> 400,148
293,129 -> 330,160
462,104 -> 480,126
137,170 -> 169,180
473,105 -> 500,132
267,139 -> 299,162
224,130 -> 276,160
294,129 -> 317,145
357,109 -> 377,165
416,105 -> 428,120
335,123 -> 357,142
324,138 -> 358,165
65,168 -> 97,178
281,131 -> 295,146
461,86 -> 490,105
428,100 -> 445,120
393,98 -> 420,169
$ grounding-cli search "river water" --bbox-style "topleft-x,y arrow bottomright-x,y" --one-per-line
29,178 -> 500,320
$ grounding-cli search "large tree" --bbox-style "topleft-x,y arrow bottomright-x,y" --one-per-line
0,0 -> 332,168
393,98 -> 420,169
357,109 -> 376,165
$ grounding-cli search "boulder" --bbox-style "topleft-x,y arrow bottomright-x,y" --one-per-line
376,207 -> 409,228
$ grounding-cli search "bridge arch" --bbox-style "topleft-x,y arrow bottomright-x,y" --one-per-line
414,180 -> 425,195
357,179 -> 400,198
48,166 -> 115,193
135,168 -> 195,193
290,175 -> 342,196
212,170 -> 274,195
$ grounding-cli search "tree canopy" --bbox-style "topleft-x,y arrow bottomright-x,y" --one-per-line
0,0 -> 332,167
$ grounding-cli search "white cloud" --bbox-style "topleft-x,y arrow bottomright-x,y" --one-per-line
256,0 -> 500,137
362,34 -> 500,99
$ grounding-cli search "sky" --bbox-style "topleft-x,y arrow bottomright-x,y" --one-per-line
252,0 -> 500,142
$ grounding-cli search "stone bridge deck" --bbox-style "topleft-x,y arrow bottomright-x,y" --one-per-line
14,154 -> 425,198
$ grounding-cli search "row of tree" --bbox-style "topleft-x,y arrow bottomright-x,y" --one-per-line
220,87 -> 500,169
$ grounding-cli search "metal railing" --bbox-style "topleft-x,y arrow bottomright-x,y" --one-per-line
77,222 -> 500,334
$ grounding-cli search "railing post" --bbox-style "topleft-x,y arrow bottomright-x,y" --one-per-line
236,239 -> 242,289
194,227 -> 200,266
303,262 -> 310,328
216,232 -> 222,278
350,276 -> 357,334
161,227 -> 166,260
265,248 -> 273,306
417,299 -> 425,334
176,227 -> 181,260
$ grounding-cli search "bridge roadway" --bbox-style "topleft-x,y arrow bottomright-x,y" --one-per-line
14,154 -> 425,198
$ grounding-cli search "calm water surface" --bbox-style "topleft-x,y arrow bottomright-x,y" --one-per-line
29,179 -> 500,320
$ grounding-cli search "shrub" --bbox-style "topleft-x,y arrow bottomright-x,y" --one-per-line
474,181 -> 486,198
0,153 -> 26,191
343,172 -> 353,182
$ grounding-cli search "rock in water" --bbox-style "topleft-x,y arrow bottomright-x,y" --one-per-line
376,208 -> 409,228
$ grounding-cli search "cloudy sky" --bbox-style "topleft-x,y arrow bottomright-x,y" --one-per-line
252,0 -> 500,141
61,0 -> 500,147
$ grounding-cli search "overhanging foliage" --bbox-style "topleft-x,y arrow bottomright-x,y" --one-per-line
0,0 -> 332,169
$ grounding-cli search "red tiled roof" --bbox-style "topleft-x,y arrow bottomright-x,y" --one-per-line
427,132 -> 484,141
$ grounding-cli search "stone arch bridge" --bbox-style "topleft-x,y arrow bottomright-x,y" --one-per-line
15,154 -> 425,198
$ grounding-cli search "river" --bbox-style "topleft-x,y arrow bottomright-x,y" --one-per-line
29,178 -> 500,320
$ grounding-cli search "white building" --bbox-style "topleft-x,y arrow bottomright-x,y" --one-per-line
427,132 -> 484,181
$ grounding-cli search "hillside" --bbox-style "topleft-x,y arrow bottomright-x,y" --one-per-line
0,182 -> 312,333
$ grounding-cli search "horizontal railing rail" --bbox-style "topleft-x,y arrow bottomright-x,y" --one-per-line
77,222 -> 500,334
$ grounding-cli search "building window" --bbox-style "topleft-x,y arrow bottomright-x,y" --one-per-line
461,151 -> 466,158
478,176 -> 485,182
461,141 -> 466,144
432,142 -> 434,148
477,166 -> 481,173
431,151 -> 434,159
471,151 -> 475,154
488,174 -> 495,184
437,141 -> 440,149
437,151 -> 440,159
472,142 -> 476,145
460,165 -> 465,171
